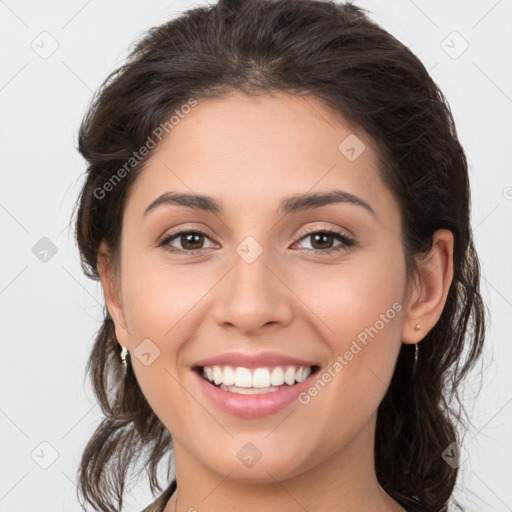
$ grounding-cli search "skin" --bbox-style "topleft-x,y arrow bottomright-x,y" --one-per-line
97,91 -> 454,512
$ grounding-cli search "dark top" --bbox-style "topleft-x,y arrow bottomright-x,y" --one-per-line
140,480 -> 176,512
139,480 -> 451,512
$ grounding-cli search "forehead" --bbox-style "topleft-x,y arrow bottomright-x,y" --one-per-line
124,91 -> 398,227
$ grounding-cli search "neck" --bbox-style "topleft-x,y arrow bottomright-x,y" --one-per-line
164,415 -> 405,512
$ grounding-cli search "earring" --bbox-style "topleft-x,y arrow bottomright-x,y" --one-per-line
120,346 -> 128,375
414,325 -> 420,363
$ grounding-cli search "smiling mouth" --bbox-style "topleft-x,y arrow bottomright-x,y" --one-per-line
193,364 -> 321,394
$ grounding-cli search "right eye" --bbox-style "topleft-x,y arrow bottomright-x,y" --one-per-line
158,230 -> 217,254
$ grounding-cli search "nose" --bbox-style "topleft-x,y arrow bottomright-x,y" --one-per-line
211,243 -> 294,335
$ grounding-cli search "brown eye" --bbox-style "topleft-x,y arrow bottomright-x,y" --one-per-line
159,230 -> 216,253
295,229 -> 355,254
309,232 -> 336,250
179,232 -> 205,250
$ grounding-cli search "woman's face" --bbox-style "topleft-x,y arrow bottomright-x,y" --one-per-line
101,91 -> 419,484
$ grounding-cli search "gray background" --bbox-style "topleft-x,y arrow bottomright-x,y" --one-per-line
1,0 -> 511,511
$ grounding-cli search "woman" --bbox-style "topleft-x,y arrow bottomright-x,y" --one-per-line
73,1 -> 485,511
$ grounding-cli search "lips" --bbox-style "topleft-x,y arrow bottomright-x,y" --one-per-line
190,351 -> 321,417
192,351 -> 319,369
193,364 -> 320,417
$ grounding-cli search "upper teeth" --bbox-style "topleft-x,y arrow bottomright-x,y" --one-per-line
202,365 -> 313,388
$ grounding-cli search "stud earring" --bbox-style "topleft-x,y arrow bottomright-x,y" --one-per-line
120,346 -> 129,375
415,324 -> 420,331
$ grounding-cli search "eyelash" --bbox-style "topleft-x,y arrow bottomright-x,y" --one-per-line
158,227 -> 355,255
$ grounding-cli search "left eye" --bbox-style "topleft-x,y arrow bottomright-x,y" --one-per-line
159,228 -> 355,254
293,229 -> 355,253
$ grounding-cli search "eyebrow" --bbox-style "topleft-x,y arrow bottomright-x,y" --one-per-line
143,189 -> 376,218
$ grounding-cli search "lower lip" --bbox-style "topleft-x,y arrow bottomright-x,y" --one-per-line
194,369 -> 318,418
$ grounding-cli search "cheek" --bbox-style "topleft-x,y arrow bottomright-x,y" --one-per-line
293,250 -> 405,342
117,257 -> 203,424
120,254 -> 210,341
118,256 -> 217,406
290,247 -> 406,395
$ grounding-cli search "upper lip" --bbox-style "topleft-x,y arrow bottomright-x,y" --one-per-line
192,351 -> 319,369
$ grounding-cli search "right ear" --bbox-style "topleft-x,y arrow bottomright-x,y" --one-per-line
97,240 -> 130,348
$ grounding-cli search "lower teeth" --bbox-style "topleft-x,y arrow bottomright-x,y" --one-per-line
218,383 -> 287,394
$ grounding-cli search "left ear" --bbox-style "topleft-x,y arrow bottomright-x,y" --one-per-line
401,229 -> 454,344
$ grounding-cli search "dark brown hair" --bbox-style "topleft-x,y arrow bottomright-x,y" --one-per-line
73,1 -> 485,511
